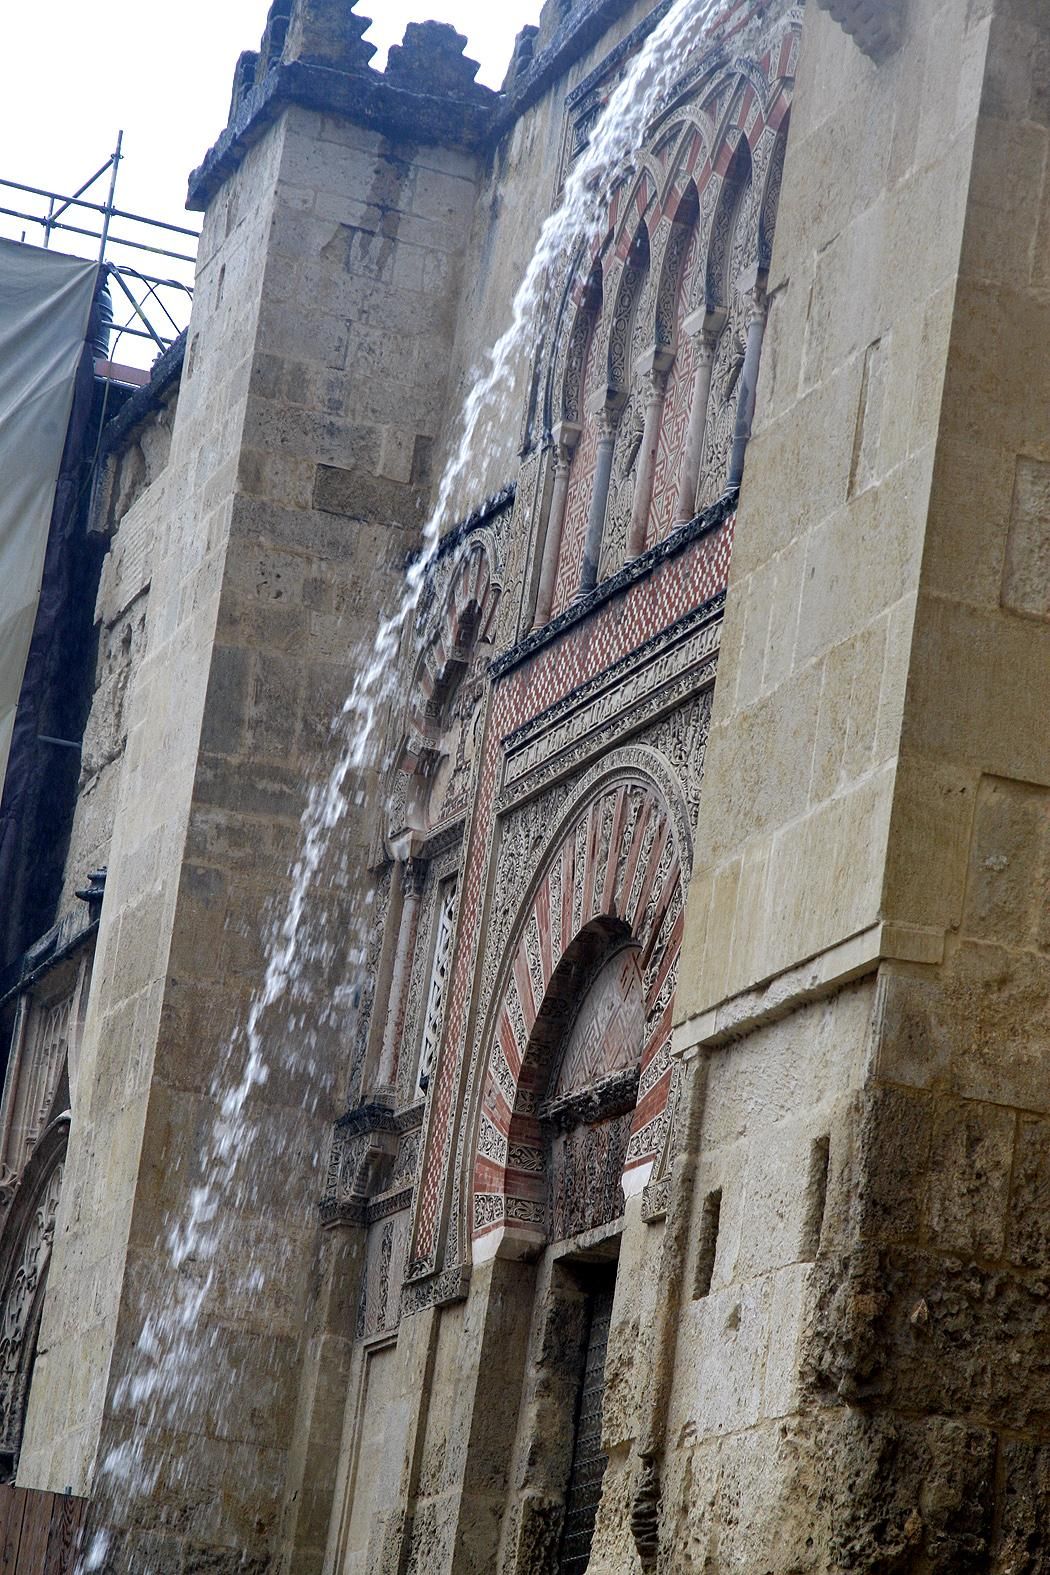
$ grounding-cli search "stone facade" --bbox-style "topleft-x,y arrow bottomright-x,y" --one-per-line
2,0 -> 1050,1570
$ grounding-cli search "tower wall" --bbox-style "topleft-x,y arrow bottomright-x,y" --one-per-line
18,64 -> 482,1574
670,0 -> 1050,1562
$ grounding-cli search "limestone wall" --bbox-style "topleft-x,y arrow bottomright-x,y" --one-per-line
676,0 -> 991,1027
56,387 -> 179,920
18,116 -> 283,1501
20,77 -> 483,1569
666,0 -> 1050,1564
659,981 -> 874,1568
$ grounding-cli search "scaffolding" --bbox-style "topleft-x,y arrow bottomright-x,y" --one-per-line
0,133 -> 199,364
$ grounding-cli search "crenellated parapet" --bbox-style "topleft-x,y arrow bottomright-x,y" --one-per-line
384,20 -> 493,102
190,0 -> 494,210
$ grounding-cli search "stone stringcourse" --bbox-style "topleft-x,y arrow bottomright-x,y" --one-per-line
815,0 -> 905,59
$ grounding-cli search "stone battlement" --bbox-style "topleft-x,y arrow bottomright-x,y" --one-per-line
189,0 -> 495,208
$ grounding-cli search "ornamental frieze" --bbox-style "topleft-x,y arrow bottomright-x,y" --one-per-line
497,597 -> 721,814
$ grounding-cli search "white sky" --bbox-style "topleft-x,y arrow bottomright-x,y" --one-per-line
0,1 -> 540,361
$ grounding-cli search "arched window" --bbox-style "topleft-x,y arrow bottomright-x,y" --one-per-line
551,268 -> 604,617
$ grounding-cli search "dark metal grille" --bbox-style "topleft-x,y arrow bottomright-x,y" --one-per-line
558,1272 -> 615,1573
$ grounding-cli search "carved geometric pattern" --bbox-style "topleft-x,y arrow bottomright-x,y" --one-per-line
0,1123 -> 67,1471
410,519 -> 733,1274
469,775 -> 683,1243
408,24 -> 799,1278
417,876 -> 458,1093
650,221 -> 703,542
556,378 -> 601,617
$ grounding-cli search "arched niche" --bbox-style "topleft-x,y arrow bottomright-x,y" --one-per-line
602,223 -> 654,575
542,925 -> 645,1244
392,538 -> 500,845
697,133 -> 756,507
470,770 -> 684,1250
649,178 -> 705,543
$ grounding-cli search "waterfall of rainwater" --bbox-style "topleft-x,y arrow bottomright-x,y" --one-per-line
82,0 -> 762,1565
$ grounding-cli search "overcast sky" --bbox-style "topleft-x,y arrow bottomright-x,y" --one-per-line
0,0 -> 540,358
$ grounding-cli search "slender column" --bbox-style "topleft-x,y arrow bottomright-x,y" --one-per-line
532,420 -> 580,629
375,857 -> 427,1093
673,306 -> 726,525
727,268 -> 769,489
576,392 -> 623,599
626,347 -> 674,561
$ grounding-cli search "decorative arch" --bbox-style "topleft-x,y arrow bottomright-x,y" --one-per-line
705,133 -> 753,309
607,222 -> 651,393
654,179 -> 700,349
757,109 -> 790,271
394,537 -> 501,842
471,767 -> 685,1245
0,1115 -> 68,1479
558,261 -> 604,429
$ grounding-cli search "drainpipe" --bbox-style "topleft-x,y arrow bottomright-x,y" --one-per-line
672,306 -> 726,525
631,1048 -> 710,1570
532,421 -> 581,629
625,347 -> 674,561
576,389 -> 624,599
727,266 -> 768,490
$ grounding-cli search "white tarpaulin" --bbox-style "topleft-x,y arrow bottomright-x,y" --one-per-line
0,238 -> 98,788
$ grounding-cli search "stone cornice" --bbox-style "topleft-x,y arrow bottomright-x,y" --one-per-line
188,59 -> 497,210
423,483 -> 517,571
97,333 -> 185,459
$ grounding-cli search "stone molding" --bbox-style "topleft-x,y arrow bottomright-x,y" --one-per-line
319,1102 -> 399,1229
189,56 -> 496,210
497,595 -> 723,813
419,483 -> 517,575
400,1261 -> 470,1317
540,1065 -> 640,1132
814,0 -> 905,60
641,1175 -> 671,1223
671,918 -> 946,1057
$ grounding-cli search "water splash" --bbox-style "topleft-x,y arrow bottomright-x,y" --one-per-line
82,0 -> 763,1565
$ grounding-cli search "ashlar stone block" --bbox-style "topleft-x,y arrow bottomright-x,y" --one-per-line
1003,456 -> 1050,621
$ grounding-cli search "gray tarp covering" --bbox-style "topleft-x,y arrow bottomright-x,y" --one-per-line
0,239 -> 97,787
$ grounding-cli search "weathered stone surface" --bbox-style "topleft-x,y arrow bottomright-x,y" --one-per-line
10,1 -> 1050,1573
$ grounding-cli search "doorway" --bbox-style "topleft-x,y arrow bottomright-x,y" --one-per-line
558,1258 -> 617,1573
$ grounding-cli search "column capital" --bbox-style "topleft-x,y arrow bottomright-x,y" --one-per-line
633,344 -> 675,386
736,264 -> 769,325
551,419 -> 582,456
399,855 -> 429,898
585,387 -> 627,443
682,304 -> 727,349
584,385 -> 627,424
